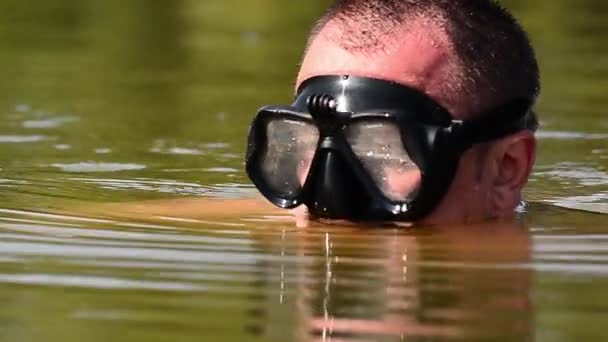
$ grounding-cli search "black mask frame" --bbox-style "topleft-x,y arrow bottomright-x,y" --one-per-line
246,75 -> 534,221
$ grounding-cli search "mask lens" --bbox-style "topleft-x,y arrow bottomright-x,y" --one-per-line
260,117 -> 319,198
345,119 -> 421,202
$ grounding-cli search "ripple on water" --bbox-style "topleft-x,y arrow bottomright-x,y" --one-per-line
149,146 -> 206,155
535,162 -> 608,186
203,167 -> 239,173
536,130 -> 608,140
15,104 -> 31,113
70,177 -> 208,195
22,116 -> 78,129
0,206 -> 606,341
149,140 -> 231,156
0,178 -> 28,188
533,163 -> 608,213
0,135 -> 48,143
94,148 -> 112,154
200,142 -> 230,149
0,274 -> 207,291
52,162 -> 146,173
548,192 -> 608,214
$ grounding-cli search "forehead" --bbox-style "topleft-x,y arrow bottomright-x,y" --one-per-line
296,21 -> 465,116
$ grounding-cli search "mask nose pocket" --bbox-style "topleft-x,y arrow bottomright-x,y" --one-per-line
305,150 -> 371,219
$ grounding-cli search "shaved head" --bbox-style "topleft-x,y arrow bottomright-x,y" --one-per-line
299,16 -> 464,115
299,0 -> 540,122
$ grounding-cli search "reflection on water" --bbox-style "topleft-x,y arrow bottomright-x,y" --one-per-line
294,222 -> 532,341
0,0 -> 606,341
0,207 -> 606,341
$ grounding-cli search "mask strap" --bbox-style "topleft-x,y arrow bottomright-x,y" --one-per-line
451,99 -> 535,144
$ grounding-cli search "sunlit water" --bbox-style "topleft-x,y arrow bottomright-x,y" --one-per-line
0,1 -> 606,341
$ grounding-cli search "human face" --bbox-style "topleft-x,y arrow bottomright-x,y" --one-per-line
295,22 -> 508,224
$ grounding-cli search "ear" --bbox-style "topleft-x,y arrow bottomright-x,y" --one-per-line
489,130 -> 536,214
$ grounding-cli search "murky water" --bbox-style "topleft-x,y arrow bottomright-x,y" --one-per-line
0,1 -> 606,341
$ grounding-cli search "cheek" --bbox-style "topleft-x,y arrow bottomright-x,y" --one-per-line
422,149 -> 487,224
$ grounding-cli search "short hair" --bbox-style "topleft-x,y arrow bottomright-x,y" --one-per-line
308,0 -> 540,128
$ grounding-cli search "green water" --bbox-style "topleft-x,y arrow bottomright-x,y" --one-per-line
0,1 -> 606,341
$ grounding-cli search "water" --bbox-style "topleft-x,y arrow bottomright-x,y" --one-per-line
0,1 -> 606,341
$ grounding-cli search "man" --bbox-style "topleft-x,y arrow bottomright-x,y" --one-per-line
83,0 -> 540,227
246,0 -> 540,225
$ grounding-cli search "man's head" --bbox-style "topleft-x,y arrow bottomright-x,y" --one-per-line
246,0 -> 540,225
299,0 -> 540,119
296,0 -> 539,224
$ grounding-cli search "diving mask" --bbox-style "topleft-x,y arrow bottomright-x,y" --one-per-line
246,75 -> 533,221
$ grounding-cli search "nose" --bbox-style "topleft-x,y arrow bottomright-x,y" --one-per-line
383,167 -> 422,201
305,150 -> 370,219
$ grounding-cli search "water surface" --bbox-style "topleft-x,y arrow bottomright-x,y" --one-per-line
0,1 -> 606,341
